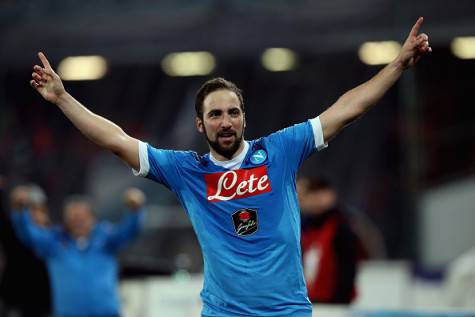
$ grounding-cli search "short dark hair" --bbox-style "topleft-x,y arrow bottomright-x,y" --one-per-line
195,77 -> 244,119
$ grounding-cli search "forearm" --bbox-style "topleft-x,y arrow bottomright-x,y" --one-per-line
11,209 -> 51,250
320,60 -> 404,141
10,209 -> 33,246
105,209 -> 144,251
340,60 -> 404,116
55,92 -> 130,153
318,18 -> 429,142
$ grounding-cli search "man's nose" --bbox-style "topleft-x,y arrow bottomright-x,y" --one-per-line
220,114 -> 232,128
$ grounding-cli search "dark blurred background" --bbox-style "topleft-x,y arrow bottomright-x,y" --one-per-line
1,0 -> 474,276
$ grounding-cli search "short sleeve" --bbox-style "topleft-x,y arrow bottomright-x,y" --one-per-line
132,141 -> 189,190
267,117 -> 326,171
132,141 -> 150,177
309,116 -> 329,151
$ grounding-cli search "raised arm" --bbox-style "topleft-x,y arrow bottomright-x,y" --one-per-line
9,186 -> 56,256
319,17 -> 431,142
9,186 -> 34,245
30,52 -> 140,170
104,187 -> 145,252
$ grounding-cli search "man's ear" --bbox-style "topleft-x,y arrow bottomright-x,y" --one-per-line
196,116 -> 204,133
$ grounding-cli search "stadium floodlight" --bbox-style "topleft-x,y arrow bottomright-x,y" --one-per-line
161,51 -> 216,77
261,48 -> 298,72
358,41 -> 401,65
451,36 -> 475,59
58,56 -> 108,81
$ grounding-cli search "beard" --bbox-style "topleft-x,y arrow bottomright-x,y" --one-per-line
204,127 -> 244,160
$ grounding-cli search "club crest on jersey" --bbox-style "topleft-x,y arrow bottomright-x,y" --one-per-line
232,208 -> 258,236
205,166 -> 272,202
250,149 -> 267,165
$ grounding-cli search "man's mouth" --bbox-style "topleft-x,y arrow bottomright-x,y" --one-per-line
218,132 -> 236,139
217,133 -> 237,145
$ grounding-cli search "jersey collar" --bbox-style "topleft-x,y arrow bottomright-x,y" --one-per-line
209,141 -> 249,170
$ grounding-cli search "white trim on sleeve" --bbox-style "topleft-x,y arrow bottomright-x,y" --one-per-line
132,141 -> 150,177
309,116 -> 328,151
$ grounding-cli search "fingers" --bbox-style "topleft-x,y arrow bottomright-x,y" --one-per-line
31,62 -> 55,91
32,72 -> 43,82
33,65 -> 47,76
419,41 -> 432,53
32,65 -> 53,81
38,51 -> 52,70
31,60 -> 47,89
31,69 -> 45,89
400,17 -> 431,68
409,17 -> 424,38
417,33 -> 429,42
415,33 -> 432,53
30,79 -> 42,89
30,70 -> 48,89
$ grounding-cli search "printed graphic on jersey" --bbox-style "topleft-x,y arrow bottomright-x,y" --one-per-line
205,166 -> 272,202
250,149 -> 267,165
232,208 -> 258,236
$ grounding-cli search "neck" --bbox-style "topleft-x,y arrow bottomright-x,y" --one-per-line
210,140 -> 246,162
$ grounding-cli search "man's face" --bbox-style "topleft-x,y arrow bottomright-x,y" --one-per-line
63,202 -> 95,239
196,89 -> 245,159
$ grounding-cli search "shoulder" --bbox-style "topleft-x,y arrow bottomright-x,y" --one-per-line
265,120 -> 313,141
147,144 -> 201,161
146,144 -> 206,168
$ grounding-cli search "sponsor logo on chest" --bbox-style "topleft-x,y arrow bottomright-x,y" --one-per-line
205,166 -> 272,202
232,208 -> 258,236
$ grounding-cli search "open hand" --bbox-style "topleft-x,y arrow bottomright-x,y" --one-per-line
397,17 -> 432,69
30,52 -> 66,104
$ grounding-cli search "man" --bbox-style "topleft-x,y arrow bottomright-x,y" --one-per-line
0,184 -> 51,317
299,177 -> 365,304
10,187 -> 145,317
29,18 -> 430,316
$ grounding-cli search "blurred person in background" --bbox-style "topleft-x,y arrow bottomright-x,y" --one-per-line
0,182 -> 51,317
299,177 -> 367,304
10,187 -> 145,317
28,18 -> 430,317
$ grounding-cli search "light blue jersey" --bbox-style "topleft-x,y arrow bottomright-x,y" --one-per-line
135,118 -> 326,316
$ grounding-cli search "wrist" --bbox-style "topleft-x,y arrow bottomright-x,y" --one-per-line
391,56 -> 408,72
55,90 -> 71,107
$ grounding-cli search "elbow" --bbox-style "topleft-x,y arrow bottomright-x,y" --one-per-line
106,133 -> 130,156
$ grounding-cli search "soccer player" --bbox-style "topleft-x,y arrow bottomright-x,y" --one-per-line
29,18 -> 430,316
